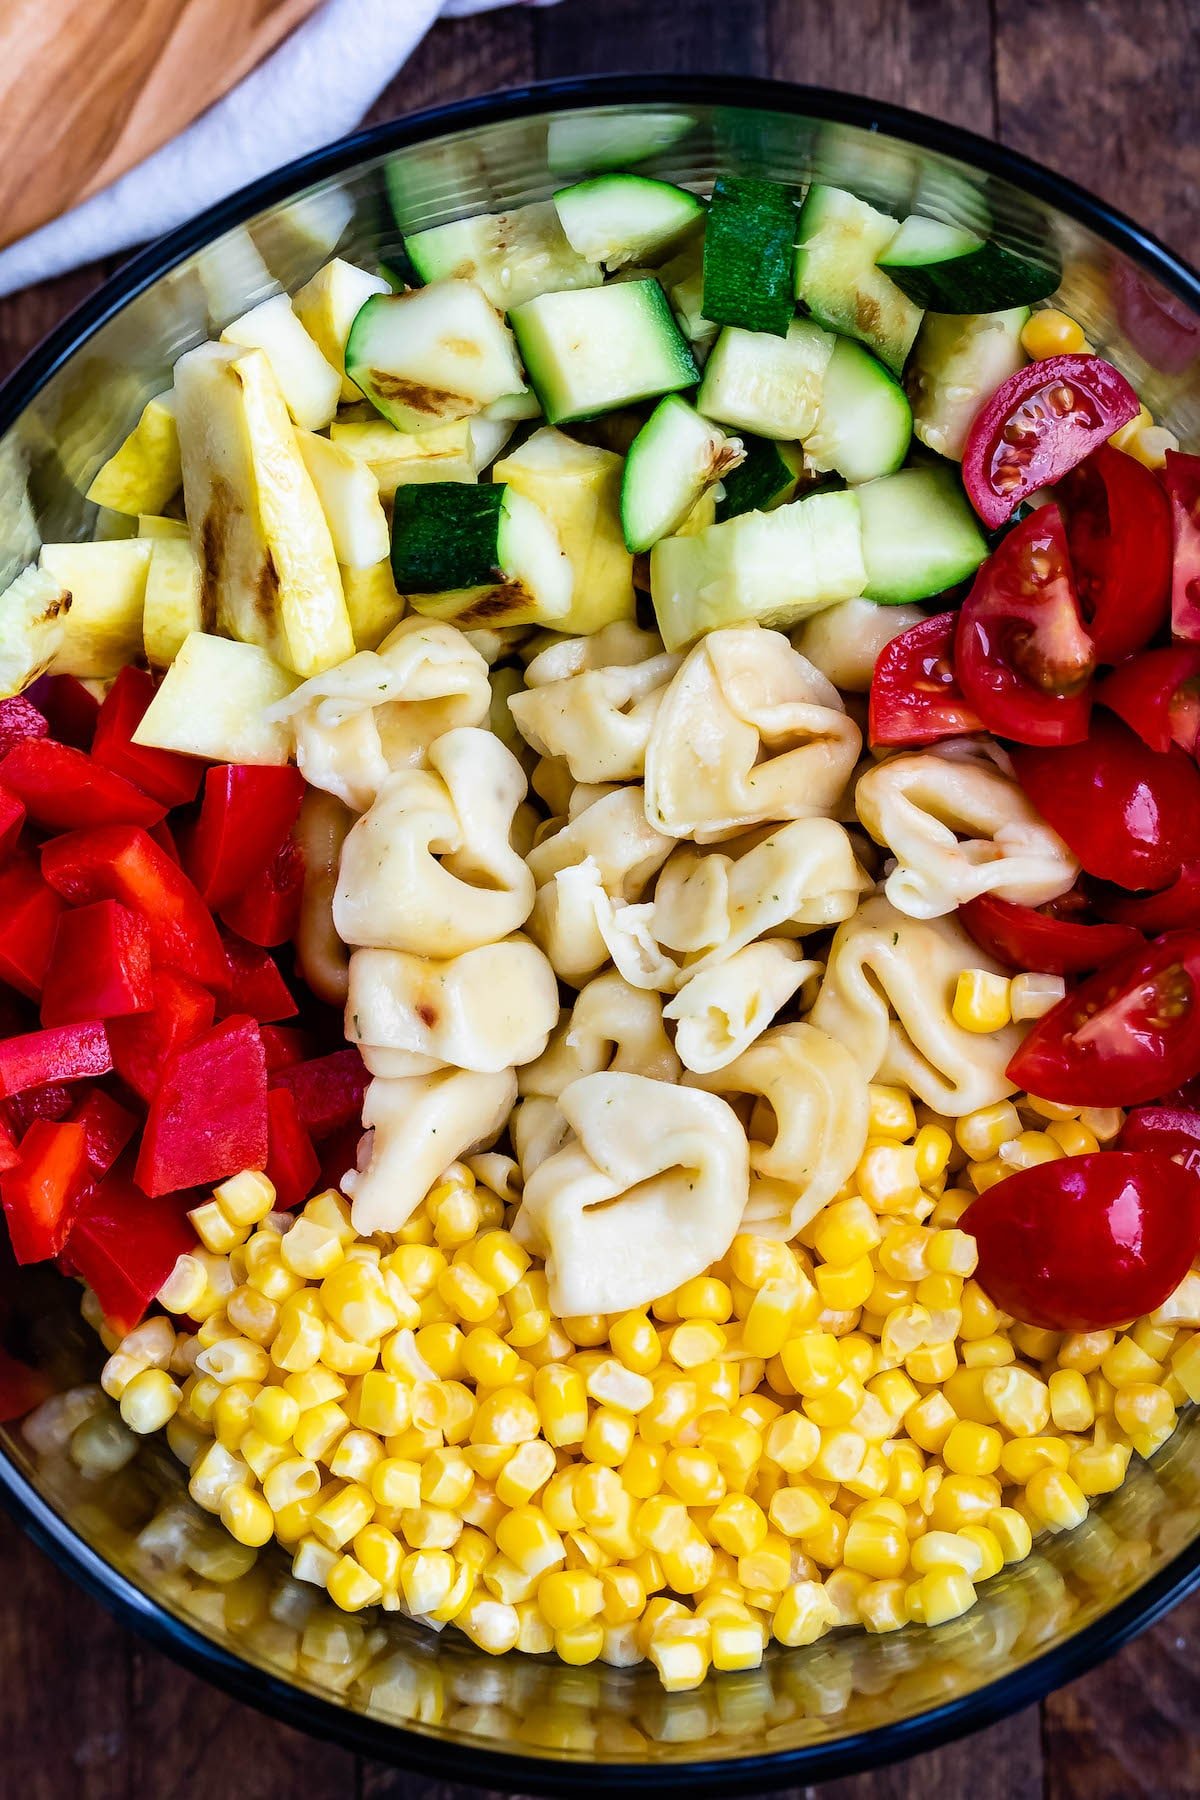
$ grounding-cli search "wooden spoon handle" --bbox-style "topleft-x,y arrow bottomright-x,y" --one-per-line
0,0 -> 324,251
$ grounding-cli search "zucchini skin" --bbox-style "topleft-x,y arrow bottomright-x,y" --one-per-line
391,483 -> 506,592
703,176 -> 797,338
883,241 -> 1060,313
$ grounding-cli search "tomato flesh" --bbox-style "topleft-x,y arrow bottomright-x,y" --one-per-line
959,892 -> 1141,976
1098,644 -> 1200,756
963,1150 -> 1200,1330
1097,862 -> 1200,935
1162,450 -> 1200,641
1058,446 -> 1172,664
962,354 -> 1141,530
1007,930 -> 1200,1106
869,612 -> 983,747
955,505 -> 1094,746
1120,1106 -> 1200,1176
1010,712 -> 1200,893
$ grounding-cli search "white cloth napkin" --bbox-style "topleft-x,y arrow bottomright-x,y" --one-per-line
0,0 -> 557,300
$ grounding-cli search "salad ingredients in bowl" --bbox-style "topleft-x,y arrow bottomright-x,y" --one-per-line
3,142 -> 1200,1710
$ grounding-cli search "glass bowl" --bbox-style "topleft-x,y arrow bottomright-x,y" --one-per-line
1,76 -> 1198,1795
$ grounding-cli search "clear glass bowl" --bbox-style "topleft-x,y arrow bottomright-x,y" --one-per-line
1,77 -> 1198,1794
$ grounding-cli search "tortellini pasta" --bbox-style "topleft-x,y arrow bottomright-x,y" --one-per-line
663,941 -> 820,1074
346,935 -> 559,1077
343,1068 -> 516,1234
292,788 -> 353,1005
792,598 -> 926,693
855,746 -> 1079,918
526,787 -> 673,983
334,726 -> 534,956
810,893 -> 1024,1115
644,625 -> 861,841
510,623 -> 680,783
516,1072 -> 749,1315
520,969 -> 681,1097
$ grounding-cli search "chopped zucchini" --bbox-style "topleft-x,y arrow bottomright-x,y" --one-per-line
702,176 -> 797,337
143,538 -> 203,667
39,540 -> 152,678
293,257 -> 392,402
909,306 -> 1029,461
697,319 -> 835,441
546,109 -> 694,174
330,418 -> 480,495
403,201 -> 602,310
345,282 -> 526,434
86,391 -> 180,516
715,437 -> 804,522
133,631 -> 297,764
511,280 -> 698,426
392,483 -> 573,630
794,185 -> 923,374
877,214 -> 1060,313
341,560 -> 405,650
296,431 -> 390,568
650,488 -> 867,649
553,175 -> 703,268
0,566 -> 71,697
803,336 -> 912,484
221,294 -> 342,430
480,388 -> 543,423
494,427 -> 634,635
621,397 -> 744,552
858,465 -> 988,603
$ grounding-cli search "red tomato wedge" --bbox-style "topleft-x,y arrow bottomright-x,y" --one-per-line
1058,446 -> 1172,663
1098,644 -> 1200,756
963,1150 -> 1200,1330
1162,450 -> 1200,640
955,506 -> 1095,746
959,892 -> 1141,976
1099,862 -> 1200,935
1120,1107 -> 1200,1176
962,354 -> 1141,530
869,613 -> 983,747
1007,930 -> 1200,1106
1010,713 -> 1200,893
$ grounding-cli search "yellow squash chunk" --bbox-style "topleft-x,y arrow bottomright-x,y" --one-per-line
341,560 -> 406,650
133,631 -> 297,764
86,391 -> 181,516
297,431 -> 390,567
293,257 -> 391,402
493,426 -> 634,635
330,418 -> 478,497
143,538 -> 204,667
39,539 -> 152,677
222,295 -> 342,431
137,514 -> 189,540
0,566 -> 71,697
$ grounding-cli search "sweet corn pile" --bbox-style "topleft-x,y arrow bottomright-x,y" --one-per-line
82,1079 -> 1200,1695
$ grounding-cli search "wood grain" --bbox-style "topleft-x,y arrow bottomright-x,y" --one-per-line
0,0 -> 321,251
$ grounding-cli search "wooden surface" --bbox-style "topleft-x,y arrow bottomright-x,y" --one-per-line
2,1 -> 1200,1795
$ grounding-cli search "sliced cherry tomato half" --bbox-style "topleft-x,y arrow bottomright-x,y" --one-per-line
1007,930 -> 1200,1106
962,354 -> 1141,530
1057,446 -> 1172,663
869,613 -> 983,747
1162,450 -> 1200,640
963,1150 -> 1200,1330
1120,1107 -> 1200,1177
955,505 -> 1094,746
1098,644 -> 1200,756
1010,713 -> 1200,892
959,893 -> 1141,976
1097,861 -> 1200,935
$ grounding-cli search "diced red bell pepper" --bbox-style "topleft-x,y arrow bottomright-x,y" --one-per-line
91,667 -> 204,808
0,858 -> 65,1000
0,694 -> 48,759
0,1110 -> 20,1172
1,1120 -> 89,1263
269,1047 -> 369,1142
0,1022 -> 111,1098
0,1343 -> 53,1421
186,764 -> 306,909
108,969 -> 216,1104
0,786 -> 25,865
218,837 -> 305,948
5,1084 -> 75,1135
40,901 -> 154,1028
0,740 -> 165,832
70,1088 -> 138,1177
62,1174 -> 196,1334
149,818 -> 180,863
215,936 -> 297,1025
265,1086 -> 320,1212
318,1117 -> 363,1194
135,1015 -> 268,1197
41,826 -> 227,991
25,675 -> 98,750
260,1024 -> 314,1072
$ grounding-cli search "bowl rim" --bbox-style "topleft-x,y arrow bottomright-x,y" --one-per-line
1,71 -> 1199,1792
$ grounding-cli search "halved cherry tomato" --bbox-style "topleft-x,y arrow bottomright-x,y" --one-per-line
869,613 -> 983,747
1162,450 -> 1200,640
1098,645 -> 1200,755
1010,713 -> 1200,892
1058,447 -> 1172,663
1114,262 -> 1200,376
955,506 -> 1094,746
1007,930 -> 1200,1106
963,1150 -> 1200,1330
1098,862 -> 1200,934
959,892 -> 1141,976
962,354 -> 1141,530
1120,1107 -> 1200,1176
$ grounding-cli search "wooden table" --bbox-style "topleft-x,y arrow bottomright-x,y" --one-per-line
1,1 -> 1199,1794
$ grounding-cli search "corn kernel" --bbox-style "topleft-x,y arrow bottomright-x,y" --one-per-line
1020,308 -> 1086,358
1048,1369 -> 1094,1433
158,1254 -> 209,1315
1025,1467 -> 1088,1532
538,1568 -> 603,1631
326,1554 -> 383,1612
916,1568 -> 976,1626
953,970 -> 1012,1033
773,1579 -> 838,1646
957,1103 -> 1022,1162
119,1368 -> 181,1434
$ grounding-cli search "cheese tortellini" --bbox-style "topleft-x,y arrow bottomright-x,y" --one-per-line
526,786 -> 672,983
520,970 -> 680,1097
344,1068 -> 516,1236
663,941 -> 820,1074
510,621 -> 680,783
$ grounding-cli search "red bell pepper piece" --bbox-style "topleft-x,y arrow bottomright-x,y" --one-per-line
6,1084 -> 75,1136
260,1024 -> 313,1072
42,826 -> 227,991
91,667 -> 204,808
70,1088 -> 138,1176
0,786 -> 25,865
62,1174 -> 196,1333
186,764 -> 306,909
0,858 -> 65,999
40,901 -> 154,1028
1,1120 -> 89,1263
318,1117 -> 363,1194
0,1110 -> 20,1172
0,1343 -> 53,1421
149,818 -> 180,863
107,969 -> 216,1104
218,837 -> 305,948
269,1047 -> 369,1141
215,936 -> 297,1025
25,675 -> 98,749
0,693 -> 48,759
0,739 -> 165,831
265,1086 -> 319,1211
135,1015 -> 268,1197
0,1022 -> 111,1097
